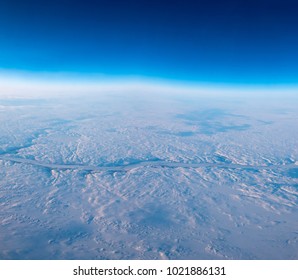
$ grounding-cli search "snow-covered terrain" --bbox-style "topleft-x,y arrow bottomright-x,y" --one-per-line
0,90 -> 297,259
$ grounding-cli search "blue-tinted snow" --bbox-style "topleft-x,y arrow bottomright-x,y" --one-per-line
0,91 -> 297,260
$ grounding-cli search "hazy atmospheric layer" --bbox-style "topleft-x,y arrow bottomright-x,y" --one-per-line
0,82 -> 297,259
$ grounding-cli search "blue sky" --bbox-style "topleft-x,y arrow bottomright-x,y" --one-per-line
0,0 -> 298,85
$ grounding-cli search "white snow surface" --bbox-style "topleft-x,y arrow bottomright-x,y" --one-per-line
0,91 -> 297,259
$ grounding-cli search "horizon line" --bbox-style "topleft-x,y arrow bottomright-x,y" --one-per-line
1,69 -> 298,98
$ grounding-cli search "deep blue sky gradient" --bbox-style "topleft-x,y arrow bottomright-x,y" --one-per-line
0,0 -> 298,84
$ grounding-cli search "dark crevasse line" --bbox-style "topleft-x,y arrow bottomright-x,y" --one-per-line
0,155 -> 297,173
